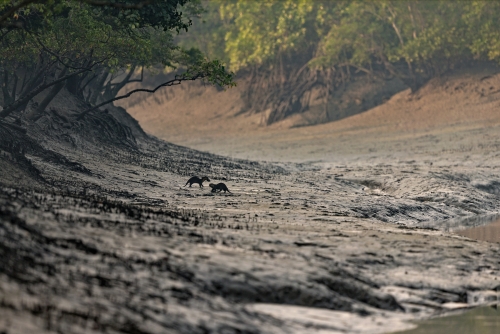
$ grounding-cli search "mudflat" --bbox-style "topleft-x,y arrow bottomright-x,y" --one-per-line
2,68 -> 500,333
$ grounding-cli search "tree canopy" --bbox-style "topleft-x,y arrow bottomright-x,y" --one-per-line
0,0 -> 235,120
177,0 -> 500,123
185,1 -> 500,73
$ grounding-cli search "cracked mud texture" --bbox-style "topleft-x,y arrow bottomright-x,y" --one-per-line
2,74 -> 500,333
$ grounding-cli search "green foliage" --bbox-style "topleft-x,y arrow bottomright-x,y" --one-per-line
312,1 -> 475,74
176,1 -> 229,66
91,0 -> 193,32
0,0 -> 235,118
463,1 -> 500,62
180,1 -> 500,76
1,0 -> 198,67
169,46 -> 234,87
312,2 -> 395,69
0,0 -> 196,30
219,0 -> 319,71
180,0 -> 330,71
189,56 -> 235,87
1,2 -> 176,73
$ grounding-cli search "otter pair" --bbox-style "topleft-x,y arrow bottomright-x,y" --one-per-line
184,176 -> 231,193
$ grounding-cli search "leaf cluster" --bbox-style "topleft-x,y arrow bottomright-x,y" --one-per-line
1,1 -> 193,69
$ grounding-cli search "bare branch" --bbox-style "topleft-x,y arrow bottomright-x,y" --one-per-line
80,72 -> 99,92
35,36 -> 99,70
77,73 -> 204,120
0,57 -> 108,119
123,66 -> 143,84
0,67 -> 89,118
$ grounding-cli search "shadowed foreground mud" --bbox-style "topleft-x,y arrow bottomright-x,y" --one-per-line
1,101 -> 500,333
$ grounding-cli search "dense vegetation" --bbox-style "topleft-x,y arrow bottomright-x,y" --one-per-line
181,0 -> 500,123
2,1 -> 500,126
0,0 -> 234,121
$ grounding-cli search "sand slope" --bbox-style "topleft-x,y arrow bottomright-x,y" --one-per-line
120,66 -> 500,162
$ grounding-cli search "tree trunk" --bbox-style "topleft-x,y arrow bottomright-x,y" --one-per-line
27,67 -> 68,121
324,69 -> 331,121
66,72 -> 84,99
0,67 -> 89,119
2,69 -> 12,106
108,65 -> 138,99
11,71 -> 18,103
89,70 -> 108,105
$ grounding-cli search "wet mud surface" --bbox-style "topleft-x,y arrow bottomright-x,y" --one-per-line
1,105 -> 500,333
393,306 -> 500,334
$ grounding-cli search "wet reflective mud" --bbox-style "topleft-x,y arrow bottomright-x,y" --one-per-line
456,218 -> 500,243
392,306 -> 500,334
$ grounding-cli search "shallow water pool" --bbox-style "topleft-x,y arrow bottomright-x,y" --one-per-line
392,306 -> 500,334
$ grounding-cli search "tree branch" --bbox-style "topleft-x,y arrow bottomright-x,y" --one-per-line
77,73 -> 204,120
80,72 -> 99,92
0,67 -> 91,118
35,36 -> 98,70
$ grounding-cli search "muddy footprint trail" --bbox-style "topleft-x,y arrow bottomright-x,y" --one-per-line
1,105 -> 500,333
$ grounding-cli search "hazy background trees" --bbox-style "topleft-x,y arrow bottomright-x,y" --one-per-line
179,0 -> 500,124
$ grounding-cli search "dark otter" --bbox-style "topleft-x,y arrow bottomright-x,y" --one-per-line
209,183 -> 231,193
185,176 -> 210,187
